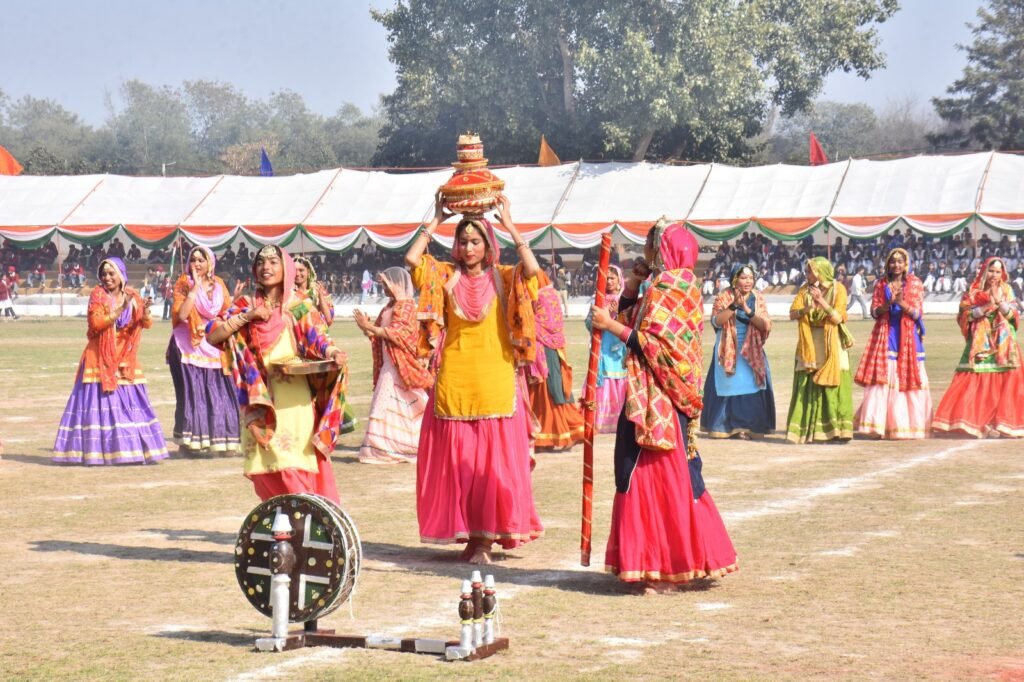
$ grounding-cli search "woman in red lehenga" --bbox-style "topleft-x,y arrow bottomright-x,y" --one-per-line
933,256 -> 1024,438
590,221 -> 737,593
525,275 -> 585,449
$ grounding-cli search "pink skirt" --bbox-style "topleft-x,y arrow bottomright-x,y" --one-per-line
854,360 -> 932,439
249,453 -> 340,504
605,442 -> 737,584
933,367 -> 1024,438
596,377 -> 626,434
416,384 -> 544,549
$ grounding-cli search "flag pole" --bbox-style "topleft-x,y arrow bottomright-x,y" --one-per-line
580,231 -> 612,566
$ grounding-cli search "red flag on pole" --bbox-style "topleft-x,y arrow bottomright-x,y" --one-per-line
808,132 -> 829,166
0,145 -> 23,175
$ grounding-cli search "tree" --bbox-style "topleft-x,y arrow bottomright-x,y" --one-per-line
182,80 -> 269,169
932,0 -> 1024,150
0,95 -> 98,174
371,0 -> 898,165
324,103 -> 385,167
103,80 -> 198,175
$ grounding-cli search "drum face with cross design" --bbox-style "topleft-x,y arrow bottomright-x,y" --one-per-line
234,494 -> 362,623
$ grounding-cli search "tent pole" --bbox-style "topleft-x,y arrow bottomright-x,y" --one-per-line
57,231 -> 64,318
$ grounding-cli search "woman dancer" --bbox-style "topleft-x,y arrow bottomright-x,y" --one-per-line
526,276 -> 585,449
405,194 -> 544,565
785,257 -> 855,443
53,257 -> 169,465
353,267 -> 432,463
294,255 -> 335,326
933,257 -> 1024,438
701,263 -> 775,439
207,246 -> 353,502
590,222 -> 737,593
854,248 -> 932,439
167,245 -> 241,455
585,265 -> 628,433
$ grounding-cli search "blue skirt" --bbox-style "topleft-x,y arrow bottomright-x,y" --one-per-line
700,362 -> 776,437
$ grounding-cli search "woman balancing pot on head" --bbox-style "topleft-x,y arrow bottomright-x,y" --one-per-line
167,245 -> 241,456
206,245 -> 356,502
353,267 -> 433,464
590,221 -> 737,594
785,257 -> 855,443
933,256 -> 1024,438
53,257 -> 169,465
405,193 -> 544,565
585,265 -> 628,433
701,263 -> 775,440
294,256 -> 335,326
853,248 -> 932,439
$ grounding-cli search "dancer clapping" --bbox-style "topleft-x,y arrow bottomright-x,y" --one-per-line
353,267 -> 432,464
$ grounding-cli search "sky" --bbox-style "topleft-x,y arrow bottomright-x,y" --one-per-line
0,0 -> 987,125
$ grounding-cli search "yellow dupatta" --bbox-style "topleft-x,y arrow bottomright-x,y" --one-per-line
792,257 -> 850,387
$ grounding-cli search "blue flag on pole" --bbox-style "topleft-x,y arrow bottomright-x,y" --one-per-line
260,147 -> 274,176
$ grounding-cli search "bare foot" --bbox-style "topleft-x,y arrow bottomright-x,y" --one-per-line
468,545 -> 493,565
459,539 -> 479,561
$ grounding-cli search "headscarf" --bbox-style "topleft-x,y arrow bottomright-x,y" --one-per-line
855,247 -> 924,390
791,257 -> 853,387
712,263 -> 770,387
958,256 -> 1021,369
652,220 -> 699,271
381,265 -> 415,299
248,245 -> 297,351
452,216 -> 502,268
294,255 -> 321,306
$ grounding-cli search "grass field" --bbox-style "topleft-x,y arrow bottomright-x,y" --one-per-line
1,314 -> 1023,681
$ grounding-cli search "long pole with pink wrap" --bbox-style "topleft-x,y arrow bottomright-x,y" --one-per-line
580,232 -> 613,566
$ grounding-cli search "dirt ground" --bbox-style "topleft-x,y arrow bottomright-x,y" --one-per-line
1,316 -> 1022,681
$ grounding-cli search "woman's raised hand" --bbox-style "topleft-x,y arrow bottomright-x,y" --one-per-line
249,304 -> 273,322
233,280 -> 246,299
433,191 -> 454,225
494,194 -> 514,229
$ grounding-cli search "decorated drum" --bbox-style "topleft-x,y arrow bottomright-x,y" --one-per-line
235,493 -> 362,623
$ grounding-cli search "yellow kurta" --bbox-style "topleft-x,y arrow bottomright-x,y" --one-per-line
242,329 -> 318,475
435,276 -> 517,418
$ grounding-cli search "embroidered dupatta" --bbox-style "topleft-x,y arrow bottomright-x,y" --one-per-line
414,253 -> 537,365
854,273 -> 925,390
210,295 -> 354,458
957,257 -> 1021,370
711,288 -> 770,388
372,299 -> 434,390
622,268 -> 704,452
88,285 -> 149,392
792,258 -> 852,388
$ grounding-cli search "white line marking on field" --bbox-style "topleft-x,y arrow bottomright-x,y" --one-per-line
225,647 -> 348,682
724,441 -> 983,524
695,602 -> 732,611
2,416 -> 33,422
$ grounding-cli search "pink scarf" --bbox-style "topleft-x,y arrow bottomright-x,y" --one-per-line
249,247 -> 297,351
451,269 -> 497,321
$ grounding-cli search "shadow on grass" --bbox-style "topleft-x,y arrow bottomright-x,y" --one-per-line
153,629 -> 259,647
360,541 -> 723,597
142,528 -> 237,545
29,540 -> 231,564
2,453 -> 65,466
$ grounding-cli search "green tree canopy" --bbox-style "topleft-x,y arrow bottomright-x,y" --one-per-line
371,0 -> 898,165
932,0 -> 1024,150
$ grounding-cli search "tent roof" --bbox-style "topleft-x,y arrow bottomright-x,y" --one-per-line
0,152 -> 1021,249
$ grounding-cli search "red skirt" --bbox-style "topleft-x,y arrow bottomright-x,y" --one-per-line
528,361 -> 584,449
933,367 -> 1024,438
249,453 -> 340,504
605,423 -> 737,583
417,383 -> 544,549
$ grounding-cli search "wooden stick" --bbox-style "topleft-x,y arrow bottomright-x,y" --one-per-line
580,232 -> 613,566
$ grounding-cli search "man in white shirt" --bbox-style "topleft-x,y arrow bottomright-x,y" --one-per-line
847,266 -> 870,319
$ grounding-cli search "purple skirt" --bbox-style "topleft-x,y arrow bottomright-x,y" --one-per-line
167,341 -> 241,453
53,376 -> 169,465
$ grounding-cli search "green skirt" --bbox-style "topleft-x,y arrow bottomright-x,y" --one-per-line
785,369 -> 853,443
